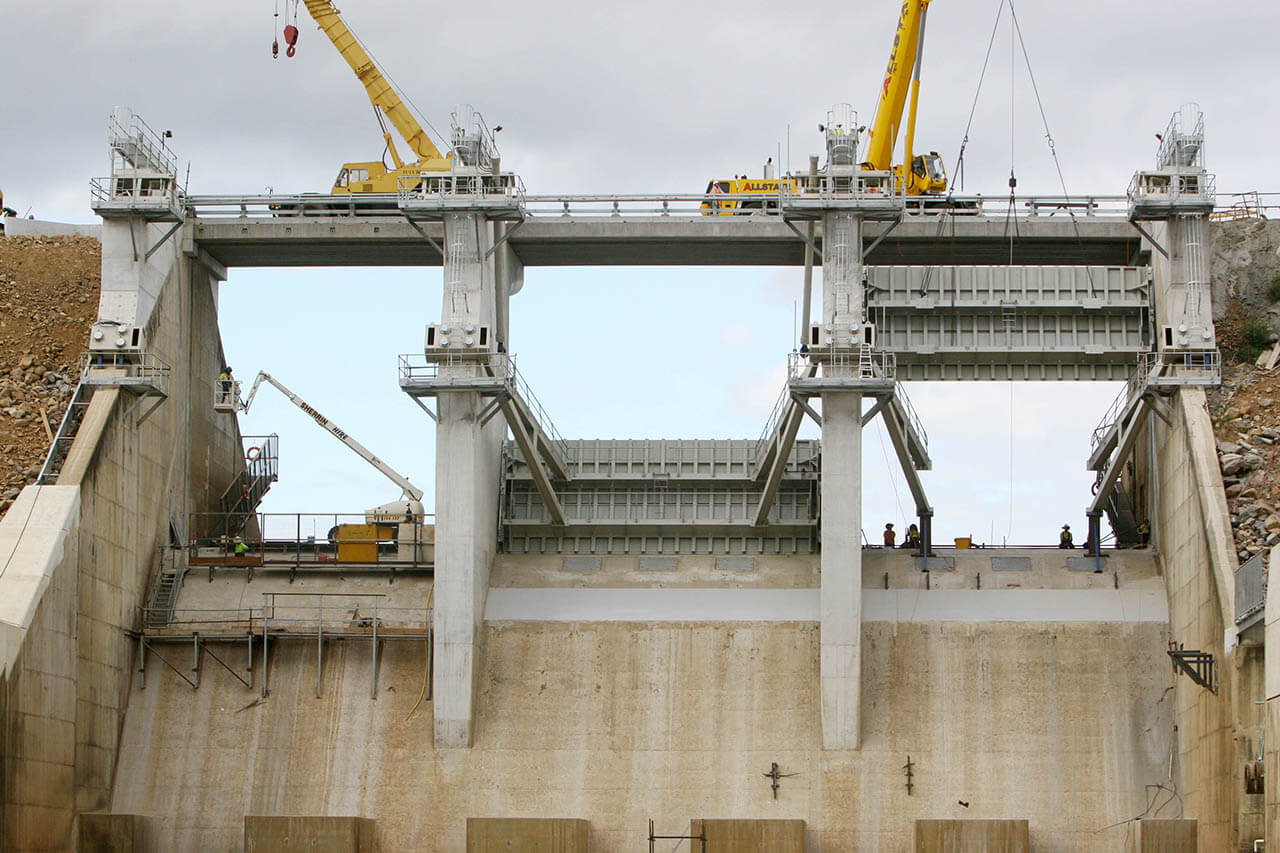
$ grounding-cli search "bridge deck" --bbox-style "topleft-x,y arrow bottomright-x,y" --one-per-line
185,193 -> 1144,269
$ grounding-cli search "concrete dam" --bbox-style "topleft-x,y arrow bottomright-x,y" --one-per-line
0,102 -> 1269,851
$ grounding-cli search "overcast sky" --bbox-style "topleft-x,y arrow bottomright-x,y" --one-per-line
5,0 -> 1277,545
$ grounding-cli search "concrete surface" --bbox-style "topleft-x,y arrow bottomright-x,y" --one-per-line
484,587 -> 1168,623
77,813 -> 153,852
466,818 -> 588,852
1150,388 -> 1239,849
1129,819 -> 1197,852
915,820 -> 1030,852
0,486 -> 79,676
0,213 -> 250,849
244,816 -> 375,852
689,818 -> 804,851
110,619 -> 1173,851
188,214 -> 1142,268
432,212 -> 507,748
2,218 -> 102,239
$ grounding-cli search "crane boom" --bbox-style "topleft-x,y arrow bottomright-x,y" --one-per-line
301,0 -> 446,168
242,371 -> 424,503
864,0 -> 947,196
866,0 -> 930,171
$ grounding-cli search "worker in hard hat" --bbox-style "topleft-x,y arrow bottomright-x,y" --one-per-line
217,366 -> 233,407
1058,525 -> 1075,549
883,523 -> 896,547
902,523 -> 921,550
233,536 -> 248,557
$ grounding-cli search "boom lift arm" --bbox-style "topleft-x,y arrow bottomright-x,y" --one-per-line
241,371 -> 424,505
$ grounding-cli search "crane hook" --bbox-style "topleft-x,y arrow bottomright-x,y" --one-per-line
272,38 -> 279,59
283,23 -> 299,57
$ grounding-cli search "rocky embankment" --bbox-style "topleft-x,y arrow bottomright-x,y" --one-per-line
0,236 -> 100,517
1212,364 -> 1280,563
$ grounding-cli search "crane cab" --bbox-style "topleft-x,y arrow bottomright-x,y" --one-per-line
905,151 -> 948,195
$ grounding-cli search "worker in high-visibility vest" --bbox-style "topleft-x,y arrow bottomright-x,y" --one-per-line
1059,525 -> 1075,549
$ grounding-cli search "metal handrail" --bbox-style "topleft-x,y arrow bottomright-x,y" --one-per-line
788,349 -> 897,381
398,353 -> 571,462
108,107 -> 179,176
183,192 -> 1136,221
79,350 -> 171,395
893,381 -> 928,452
754,382 -> 793,459
189,510 -> 436,569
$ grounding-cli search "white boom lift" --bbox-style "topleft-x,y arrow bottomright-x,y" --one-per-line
240,371 -> 426,525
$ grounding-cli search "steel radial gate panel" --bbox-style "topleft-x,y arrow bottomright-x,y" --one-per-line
867,265 -> 1150,380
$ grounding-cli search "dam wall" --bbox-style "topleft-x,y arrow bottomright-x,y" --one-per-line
0,222 -> 246,850
110,551 -> 1173,851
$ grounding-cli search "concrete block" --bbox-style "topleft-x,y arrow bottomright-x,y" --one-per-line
716,557 -> 756,573
914,819 -> 1030,851
466,817 -> 588,851
244,816 -> 375,852
77,814 -> 153,852
1130,819 -> 1197,852
690,818 -> 805,851
1067,556 -> 1107,572
562,557 -> 601,573
638,557 -> 678,572
991,557 -> 1031,572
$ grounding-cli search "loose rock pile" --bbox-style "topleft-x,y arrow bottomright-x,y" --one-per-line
0,236 -> 101,517
1212,364 -> 1280,563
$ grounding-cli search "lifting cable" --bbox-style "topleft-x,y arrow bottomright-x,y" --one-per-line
1007,0 -> 1097,294
345,27 -> 449,156
877,423 -> 909,531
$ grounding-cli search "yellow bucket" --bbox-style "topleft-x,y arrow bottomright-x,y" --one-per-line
954,537 -> 972,549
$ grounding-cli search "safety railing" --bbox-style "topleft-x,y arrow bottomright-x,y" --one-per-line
1090,358 -> 1153,456
79,350 -> 170,395
506,357 -> 571,464
1213,192 -> 1280,222
183,192 -> 1136,222
262,593 -> 429,632
398,352 -> 571,463
398,351 -> 515,382
108,106 -> 179,176
778,171 -> 901,204
90,175 -> 182,210
1127,171 -> 1216,209
893,381 -> 928,453
242,434 -> 280,484
754,382 -> 794,460
788,349 -> 897,381
396,172 -> 527,205
188,511 -> 436,570
1235,550 -> 1267,625
144,598 -> 431,636
1144,349 -> 1221,386
1156,104 -> 1205,171
215,379 -> 241,412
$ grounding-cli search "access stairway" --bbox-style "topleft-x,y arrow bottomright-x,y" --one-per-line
215,435 -> 279,537
35,383 -> 94,485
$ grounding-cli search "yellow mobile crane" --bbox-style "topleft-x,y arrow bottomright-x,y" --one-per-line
294,0 -> 453,194
863,0 -> 948,196
701,0 -> 947,214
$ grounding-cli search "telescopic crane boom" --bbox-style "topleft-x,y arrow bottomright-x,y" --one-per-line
864,0 -> 948,196
241,371 -> 424,505
295,0 -> 452,193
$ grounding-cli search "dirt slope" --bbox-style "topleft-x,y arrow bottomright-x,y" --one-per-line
0,235 -> 100,516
